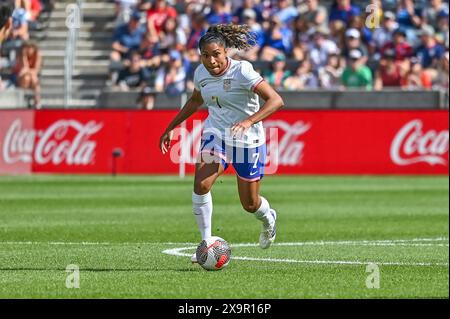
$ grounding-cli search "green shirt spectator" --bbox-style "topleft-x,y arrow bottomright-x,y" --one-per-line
341,49 -> 373,90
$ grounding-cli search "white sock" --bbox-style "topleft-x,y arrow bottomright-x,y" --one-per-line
192,191 -> 213,240
254,196 -> 273,227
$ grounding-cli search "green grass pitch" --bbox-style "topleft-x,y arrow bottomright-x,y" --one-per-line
0,175 -> 448,298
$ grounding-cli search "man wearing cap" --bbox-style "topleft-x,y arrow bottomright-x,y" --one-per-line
371,11 -> 399,51
343,28 -> 368,62
416,25 -> 445,68
0,0 -> 13,44
110,10 -> 146,64
341,49 -> 373,90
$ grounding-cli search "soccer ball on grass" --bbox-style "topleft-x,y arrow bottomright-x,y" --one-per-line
195,236 -> 231,271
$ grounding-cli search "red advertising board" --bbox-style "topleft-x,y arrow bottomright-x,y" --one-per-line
0,109 -> 448,175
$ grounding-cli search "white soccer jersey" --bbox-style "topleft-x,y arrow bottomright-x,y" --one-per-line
193,57 -> 265,148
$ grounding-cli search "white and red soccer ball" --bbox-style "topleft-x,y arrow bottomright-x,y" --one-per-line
196,236 -> 231,271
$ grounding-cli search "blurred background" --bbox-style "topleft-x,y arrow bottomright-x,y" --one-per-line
0,0 -> 448,110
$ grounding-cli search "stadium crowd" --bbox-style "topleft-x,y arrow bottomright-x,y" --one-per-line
0,0 -> 52,108
109,0 -> 449,109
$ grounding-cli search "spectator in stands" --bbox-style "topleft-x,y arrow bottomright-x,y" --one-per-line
12,40 -> 41,107
435,10 -> 449,48
381,28 -> 413,61
158,16 -> 186,53
137,85 -> 156,110
0,0 -> 13,44
396,0 -> 422,29
116,51 -> 150,91
233,9 -> 263,61
272,0 -> 298,26
341,49 -> 373,90
342,28 -> 369,63
139,31 -> 161,69
233,0 -> 263,24
401,57 -> 433,90
329,0 -> 361,26
302,0 -> 328,29
292,15 -> 310,47
206,0 -> 233,26
348,15 -> 372,45
416,25 -> 445,69
374,48 -> 405,89
15,0 -> 41,28
395,0 -> 422,46
11,5 -> 28,41
318,52 -> 345,89
308,26 -> 339,72
285,58 -> 319,90
329,19 -> 346,51
178,1 -> 203,35
110,10 -> 146,67
155,50 -> 186,96
146,0 -> 177,35
432,51 -> 449,90
371,11 -> 399,53
260,14 -> 293,61
114,0 -> 139,26
422,0 -> 449,30
263,54 -> 291,89
185,12 -> 206,61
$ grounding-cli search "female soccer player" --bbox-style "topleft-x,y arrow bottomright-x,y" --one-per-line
159,24 -> 284,261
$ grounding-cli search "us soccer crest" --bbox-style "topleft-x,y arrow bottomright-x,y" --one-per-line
223,79 -> 232,91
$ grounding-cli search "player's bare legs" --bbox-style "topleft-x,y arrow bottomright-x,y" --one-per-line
191,158 -> 225,263
236,177 -> 277,249
193,160 -> 224,195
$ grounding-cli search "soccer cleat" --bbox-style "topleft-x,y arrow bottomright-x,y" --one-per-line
259,209 -> 277,249
191,253 -> 198,263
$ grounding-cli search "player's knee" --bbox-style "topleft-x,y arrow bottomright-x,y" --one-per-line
193,179 -> 212,195
242,201 -> 259,213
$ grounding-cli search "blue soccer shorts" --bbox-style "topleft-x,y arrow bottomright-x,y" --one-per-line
198,133 -> 267,182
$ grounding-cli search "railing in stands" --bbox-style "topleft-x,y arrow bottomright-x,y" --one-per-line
64,0 -> 83,109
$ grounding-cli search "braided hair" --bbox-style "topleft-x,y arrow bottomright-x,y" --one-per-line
199,24 -> 256,51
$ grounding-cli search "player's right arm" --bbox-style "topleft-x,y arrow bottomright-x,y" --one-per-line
159,89 -> 204,155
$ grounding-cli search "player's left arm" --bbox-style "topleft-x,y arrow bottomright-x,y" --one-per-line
231,81 -> 284,137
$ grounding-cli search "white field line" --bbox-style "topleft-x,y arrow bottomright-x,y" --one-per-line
1,238 -> 448,267
161,238 -> 450,267
162,246 -> 449,267
0,237 -> 448,246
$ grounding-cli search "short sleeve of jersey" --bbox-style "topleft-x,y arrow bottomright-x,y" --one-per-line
239,61 -> 264,92
193,65 -> 201,91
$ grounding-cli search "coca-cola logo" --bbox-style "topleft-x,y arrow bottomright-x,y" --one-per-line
170,120 -> 311,172
390,119 -> 449,166
264,120 -> 311,167
2,119 -> 103,166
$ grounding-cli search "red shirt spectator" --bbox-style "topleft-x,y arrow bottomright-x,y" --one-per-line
381,42 -> 413,62
380,28 -> 413,62
379,62 -> 402,87
147,0 -> 177,34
